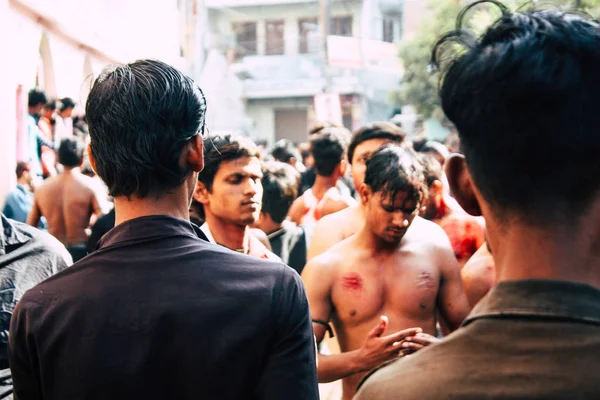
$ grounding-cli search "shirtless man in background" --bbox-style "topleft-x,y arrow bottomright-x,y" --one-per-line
302,145 -> 470,399
419,153 -> 486,267
28,137 -> 103,261
308,122 -> 408,260
288,127 -> 355,226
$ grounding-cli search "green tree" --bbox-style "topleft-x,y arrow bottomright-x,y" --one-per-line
394,0 -> 600,123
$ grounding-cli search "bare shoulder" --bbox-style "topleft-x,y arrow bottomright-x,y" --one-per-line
303,239 -> 348,278
407,217 -> 453,248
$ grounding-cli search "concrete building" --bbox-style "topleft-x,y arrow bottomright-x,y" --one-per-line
0,0 -> 193,203
205,0 -> 405,145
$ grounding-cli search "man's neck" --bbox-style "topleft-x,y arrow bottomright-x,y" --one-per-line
62,166 -> 81,175
204,213 -> 249,252
258,217 -> 283,236
311,175 -> 338,199
113,193 -> 191,227
490,208 -> 600,288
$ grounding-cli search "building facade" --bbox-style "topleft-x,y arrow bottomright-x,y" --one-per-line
205,0 -> 405,145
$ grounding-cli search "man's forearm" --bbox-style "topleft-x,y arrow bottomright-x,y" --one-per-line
317,350 -> 365,383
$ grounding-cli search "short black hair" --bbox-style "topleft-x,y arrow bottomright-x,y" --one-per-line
309,127 -> 350,177
15,162 -> 30,179
420,141 -> 449,160
261,161 -> 300,224
86,59 -> 207,198
419,153 -> 443,187
309,121 -> 343,135
432,1 -> 600,224
348,122 -> 407,165
365,145 -> 427,206
198,133 -> 261,192
28,90 -> 46,107
59,97 -> 75,112
58,137 -> 85,167
270,139 -> 301,164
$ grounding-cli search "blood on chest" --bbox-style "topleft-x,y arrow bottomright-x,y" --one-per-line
331,268 -> 440,324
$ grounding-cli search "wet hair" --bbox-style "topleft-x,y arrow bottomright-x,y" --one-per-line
58,137 -> 85,167
198,133 -> 261,192
86,59 -> 207,198
59,97 -> 75,112
261,161 -> 300,224
432,1 -> 600,224
270,139 -> 301,164
309,127 -> 350,177
364,145 -> 427,206
28,90 -> 46,108
15,162 -> 30,179
347,122 -> 407,165
419,153 -> 443,187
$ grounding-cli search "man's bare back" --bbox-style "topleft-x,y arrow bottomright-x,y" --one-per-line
289,187 -> 355,226
28,169 -> 102,245
303,217 -> 469,399
461,243 -> 495,306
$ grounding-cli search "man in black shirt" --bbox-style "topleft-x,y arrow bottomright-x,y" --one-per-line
9,59 -> 318,400
0,213 -> 71,398
254,161 -> 310,274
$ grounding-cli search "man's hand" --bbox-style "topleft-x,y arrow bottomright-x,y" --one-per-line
355,316 -> 422,372
400,332 -> 441,354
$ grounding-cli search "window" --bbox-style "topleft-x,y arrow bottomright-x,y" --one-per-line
383,19 -> 394,43
232,22 -> 257,56
266,20 -> 285,55
330,16 -> 352,37
298,17 -> 319,54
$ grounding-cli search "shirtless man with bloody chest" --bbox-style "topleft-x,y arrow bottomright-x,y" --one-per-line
307,122 -> 408,260
302,145 -> 470,400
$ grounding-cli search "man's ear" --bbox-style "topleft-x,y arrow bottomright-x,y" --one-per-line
358,183 -> 372,206
187,134 -> 204,173
339,159 -> 348,176
430,180 -> 443,197
445,154 -> 482,216
194,181 -> 210,206
86,143 -> 98,175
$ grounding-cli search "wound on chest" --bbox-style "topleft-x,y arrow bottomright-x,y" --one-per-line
342,272 -> 364,291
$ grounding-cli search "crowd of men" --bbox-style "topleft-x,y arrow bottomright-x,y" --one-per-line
0,1 -> 599,399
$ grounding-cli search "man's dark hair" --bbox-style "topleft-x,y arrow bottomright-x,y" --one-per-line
432,0 -> 600,224
309,128 -> 350,177
58,137 -> 85,167
15,162 -> 30,179
419,153 -> 443,187
28,90 -> 46,108
270,139 -> 301,164
365,145 -> 427,206
198,133 -> 261,192
309,121 -> 343,135
59,97 -> 75,112
261,161 -> 300,224
347,122 -> 407,165
86,59 -> 207,198
420,141 -> 449,160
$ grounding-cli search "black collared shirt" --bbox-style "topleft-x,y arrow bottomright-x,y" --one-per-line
356,279 -> 600,400
9,215 -> 318,400
0,214 -> 71,398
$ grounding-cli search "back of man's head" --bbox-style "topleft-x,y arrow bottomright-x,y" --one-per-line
419,153 -> 443,188
270,139 -> 301,164
261,161 -> 300,224
348,122 -> 408,165
59,97 -> 75,112
365,145 -> 427,206
15,162 -> 30,180
432,2 -> 600,225
86,59 -> 207,198
199,133 -> 261,192
28,90 -> 46,108
58,137 -> 86,168
309,127 -> 350,177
